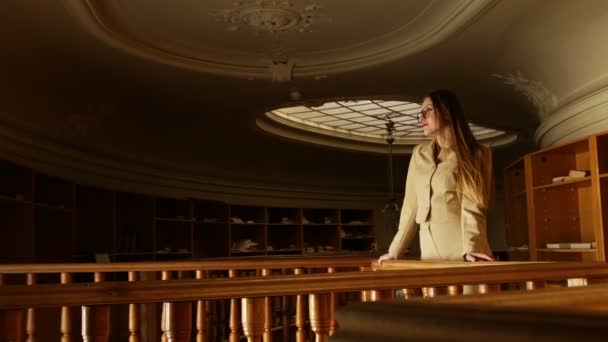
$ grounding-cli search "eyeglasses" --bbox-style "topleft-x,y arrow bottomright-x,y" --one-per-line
418,107 -> 434,122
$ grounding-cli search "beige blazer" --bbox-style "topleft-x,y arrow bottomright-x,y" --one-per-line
388,140 -> 493,261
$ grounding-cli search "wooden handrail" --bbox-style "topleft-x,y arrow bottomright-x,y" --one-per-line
373,260 -> 547,270
2,262 -> 608,309
332,301 -> 608,342
416,281 -> 608,311
0,255 -> 376,274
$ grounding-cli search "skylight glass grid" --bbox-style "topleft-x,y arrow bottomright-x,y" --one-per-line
268,100 -> 506,144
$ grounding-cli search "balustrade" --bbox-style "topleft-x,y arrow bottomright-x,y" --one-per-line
1,258 -> 608,341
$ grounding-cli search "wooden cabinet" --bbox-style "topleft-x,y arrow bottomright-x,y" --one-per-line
0,160 -> 377,262
504,131 -> 608,261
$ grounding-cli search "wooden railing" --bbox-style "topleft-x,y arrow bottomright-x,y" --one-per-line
0,255 -> 374,342
2,259 -> 608,341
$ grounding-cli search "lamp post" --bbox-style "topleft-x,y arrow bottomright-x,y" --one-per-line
382,118 -> 400,235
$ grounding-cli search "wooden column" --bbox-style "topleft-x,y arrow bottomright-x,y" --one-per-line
261,269 -> 272,342
81,272 -> 110,342
308,294 -> 331,342
229,269 -> 240,342
195,270 -> 207,342
26,273 -> 36,342
241,298 -> 264,342
293,268 -> 306,342
61,272 -> 73,342
128,271 -> 140,342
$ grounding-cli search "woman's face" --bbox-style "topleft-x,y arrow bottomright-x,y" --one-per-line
420,97 -> 440,137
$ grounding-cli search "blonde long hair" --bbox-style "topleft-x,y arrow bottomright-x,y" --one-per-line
427,90 -> 492,209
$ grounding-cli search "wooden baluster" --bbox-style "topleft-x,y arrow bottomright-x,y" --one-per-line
401,288 -> 423,299
422,287 -> 447,298
281,269 -> 289,342
308,294 -> 331,342
81,306 -> 110,342
229,270 -> 240,342
447,285 -> 462,296
82,272 -> 110,342
241,298 -> 264,342
195,270 -> 207,342
368,290 -> 396,301
161,302 -> 192,342
27,273 -> 36,342
128,272 -> 140,342
478,283 -> 501,294
525,280 -> 546,290
261,269 -> 272,342
359,267 -> 373,302
161,271 -> 172,342
0,310 -> 24,342
61,272 -> 73,342
0,274 -> 24,342
161,271 -> 192,342
327,267 -> 336,336
293,268 -> 306,342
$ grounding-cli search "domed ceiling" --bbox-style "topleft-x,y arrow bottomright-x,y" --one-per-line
1,0 -> 607,199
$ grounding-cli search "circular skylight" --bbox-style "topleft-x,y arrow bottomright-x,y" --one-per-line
258,100 -> 516,153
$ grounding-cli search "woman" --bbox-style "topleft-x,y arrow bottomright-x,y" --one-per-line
378,90 -> 494,263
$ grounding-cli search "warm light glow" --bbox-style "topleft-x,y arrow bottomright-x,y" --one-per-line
267,100 -> 509,145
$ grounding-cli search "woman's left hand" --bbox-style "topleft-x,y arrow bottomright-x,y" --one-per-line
464,252 -> 494,262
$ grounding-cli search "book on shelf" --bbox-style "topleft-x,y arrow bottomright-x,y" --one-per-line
551,169 -> 590,183
546,242 -> 595,249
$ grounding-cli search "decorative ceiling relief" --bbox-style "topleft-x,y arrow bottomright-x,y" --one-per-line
209,1 -> 328,34
493,71 -> 557,118
65,0 -> 499,80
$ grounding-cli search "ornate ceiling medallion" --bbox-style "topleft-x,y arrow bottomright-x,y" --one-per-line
240,8 -> 301,31
211,1 -> 325,34
65,0 -> 499,80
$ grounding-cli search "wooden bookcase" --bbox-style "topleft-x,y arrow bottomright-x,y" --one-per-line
504,158 -> 530,260
0,160 -> 377,263
504,131 -> 608,261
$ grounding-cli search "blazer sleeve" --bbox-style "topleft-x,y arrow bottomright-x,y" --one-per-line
388,146 -> 420,258
460,146 -> 493,255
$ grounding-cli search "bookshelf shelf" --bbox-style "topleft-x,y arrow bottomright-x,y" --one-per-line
504,131 -> 608,262
537,248 -> 597,253
532,176 -> 591,191
0,159 -> 377,262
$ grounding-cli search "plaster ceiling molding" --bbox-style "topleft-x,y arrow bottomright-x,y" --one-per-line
0,120 -> 385,204
492,71 -> 558,119
64,0 -> 499,80
534,85 -> 608,148
257,100 -> 517,154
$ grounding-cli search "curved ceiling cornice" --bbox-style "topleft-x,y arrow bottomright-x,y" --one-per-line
64,0 -> 498,80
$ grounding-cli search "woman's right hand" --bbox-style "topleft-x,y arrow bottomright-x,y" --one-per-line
378,253 -> 396,264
